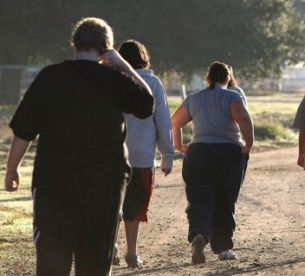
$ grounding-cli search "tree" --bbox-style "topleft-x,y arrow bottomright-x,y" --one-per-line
1,0 -> 304,104
0,0 -> 72,104
110,0 -> 305,81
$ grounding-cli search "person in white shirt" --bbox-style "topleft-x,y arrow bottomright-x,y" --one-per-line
115,39 -> 175,268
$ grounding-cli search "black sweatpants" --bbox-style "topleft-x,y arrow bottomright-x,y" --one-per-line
35,226 -> 119,276
34,171 -> 127,276
182,143 -> 248,254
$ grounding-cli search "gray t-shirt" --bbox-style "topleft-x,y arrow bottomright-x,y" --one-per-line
182,85 -> 243,145
227,85 -> 247,107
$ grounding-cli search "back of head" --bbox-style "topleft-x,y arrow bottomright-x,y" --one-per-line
71,17 -> 114,55
118,39 -> 150,69
206,61 -> 230,89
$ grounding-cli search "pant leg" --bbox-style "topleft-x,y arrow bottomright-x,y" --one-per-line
210,148 -> 249,254
74,241 -> 113,276
135,167 -> 155,222
183,144 -> 217,243
123,168 -> 147,221
210,184 -> 235,254
36,232 -> 73,276
74,176 -> 127,276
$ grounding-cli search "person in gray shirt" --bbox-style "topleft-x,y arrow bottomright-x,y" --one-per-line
171,61 -> 253,264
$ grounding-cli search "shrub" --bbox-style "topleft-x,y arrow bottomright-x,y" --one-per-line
254,122 -> 296,141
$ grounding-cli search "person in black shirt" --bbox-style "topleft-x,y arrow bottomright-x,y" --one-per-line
4,17 -> 153,276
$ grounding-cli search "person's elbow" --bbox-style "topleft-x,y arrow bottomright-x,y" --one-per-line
134,94 -> 154,119
237,115 -> 252,125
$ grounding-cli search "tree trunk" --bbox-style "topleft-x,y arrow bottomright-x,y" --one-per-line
0,69 -> 23,105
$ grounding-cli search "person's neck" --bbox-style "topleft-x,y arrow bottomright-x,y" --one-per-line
74,50 -> 99,62
215,82 -> 228,89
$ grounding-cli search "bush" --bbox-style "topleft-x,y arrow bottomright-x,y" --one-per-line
254,122 -> 296,141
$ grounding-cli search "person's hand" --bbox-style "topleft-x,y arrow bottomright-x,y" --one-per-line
297,153 -> 305,168
99,49 -> 153,96
5,170 -> 19,192
241,145 -> 251,154
161,168 -> 172,176
176,144 -> 188,153
99,49 -> 129,71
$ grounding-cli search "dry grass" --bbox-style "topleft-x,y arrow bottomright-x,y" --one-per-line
0,143 -> 35,275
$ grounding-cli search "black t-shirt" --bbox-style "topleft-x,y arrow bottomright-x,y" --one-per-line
10,60 -> 154,190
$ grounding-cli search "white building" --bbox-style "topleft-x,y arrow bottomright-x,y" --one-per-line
281,63 -> 305,92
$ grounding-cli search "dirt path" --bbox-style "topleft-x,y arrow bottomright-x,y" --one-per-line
112,146 -> 305,276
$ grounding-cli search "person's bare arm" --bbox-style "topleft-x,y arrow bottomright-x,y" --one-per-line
231,100 -> 254,154
99,49 -> 152,96
5,135 -> 31,192
171,105 -> 192,153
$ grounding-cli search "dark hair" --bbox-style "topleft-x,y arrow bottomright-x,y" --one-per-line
227,65 -> 238,87
206,61 -> 230,89
118,39 -> 150,69
71,17 -> 114,55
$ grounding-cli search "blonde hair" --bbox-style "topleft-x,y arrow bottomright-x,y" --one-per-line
71,17 -> 114,55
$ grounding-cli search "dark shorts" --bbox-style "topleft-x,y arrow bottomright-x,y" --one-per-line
123,167 -> 155,222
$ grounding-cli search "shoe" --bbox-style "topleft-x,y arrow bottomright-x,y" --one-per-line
112,243 -> 120,265
125,253 -> 143,268
191,234 -> 207,264
218,250 -> 237,260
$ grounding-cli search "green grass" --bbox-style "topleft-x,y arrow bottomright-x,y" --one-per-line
168,97 -> 182,115
0,105 -> 15,116
248,102 -> 299,115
